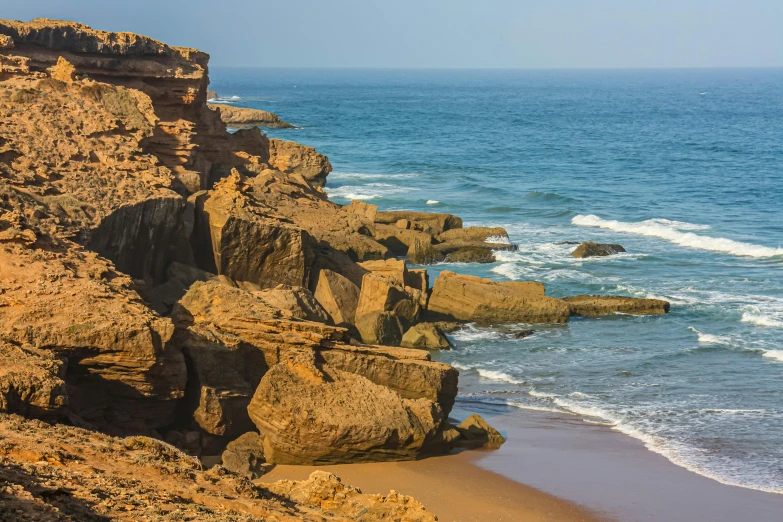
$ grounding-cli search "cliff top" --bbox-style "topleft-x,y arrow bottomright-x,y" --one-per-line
0,18 -> 208,65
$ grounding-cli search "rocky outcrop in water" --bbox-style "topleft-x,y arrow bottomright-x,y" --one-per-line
564,295 -> 671,316
209,103 -> 294,128
428,271 -> 571,324
572,241 -> 627,258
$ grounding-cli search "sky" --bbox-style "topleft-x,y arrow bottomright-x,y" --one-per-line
1,0 -> 782,69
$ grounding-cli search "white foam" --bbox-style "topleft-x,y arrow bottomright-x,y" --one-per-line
572,214 -> 783,258
688,327 -> 731,345
326,183 -> 414,201
450,325 -> 503,342
647,218 -> 711,231
329,171 -> 419,180
426,200 -> 440,205
485,235 -> 512,245
476,369 -> 525,385
741,310 -> 783,328
762,350 -> 783,362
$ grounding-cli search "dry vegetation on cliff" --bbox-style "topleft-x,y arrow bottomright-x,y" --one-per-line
0,18 -> 669,520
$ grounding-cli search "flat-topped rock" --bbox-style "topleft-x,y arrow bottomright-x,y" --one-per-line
427,271 -> 570,324
563,295 -> 671,316
209,103 -> 294,128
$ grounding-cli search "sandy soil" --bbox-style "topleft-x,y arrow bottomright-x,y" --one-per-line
262,450 -> 608,522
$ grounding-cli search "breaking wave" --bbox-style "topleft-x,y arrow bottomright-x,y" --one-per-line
572,214 -> 783,258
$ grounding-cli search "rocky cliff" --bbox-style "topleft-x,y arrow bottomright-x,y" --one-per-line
0,18 -> 669,519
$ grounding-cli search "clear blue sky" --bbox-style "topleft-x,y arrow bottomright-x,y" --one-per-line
2,0 -> 781,68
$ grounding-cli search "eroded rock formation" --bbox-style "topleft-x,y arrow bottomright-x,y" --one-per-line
209,103 -> 294,128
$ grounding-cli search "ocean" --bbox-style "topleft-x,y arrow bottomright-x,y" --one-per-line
209,67 -> 783,494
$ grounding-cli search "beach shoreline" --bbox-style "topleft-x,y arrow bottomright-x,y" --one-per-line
263,403 -> 783,521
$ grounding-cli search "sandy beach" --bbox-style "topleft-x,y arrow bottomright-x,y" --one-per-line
264,404 -> 783,521
263,449 -> 607,522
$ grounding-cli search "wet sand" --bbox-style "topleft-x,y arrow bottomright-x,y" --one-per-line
263,449 -> 608,522
263,404 -> 783,521
463,404 -> 783,522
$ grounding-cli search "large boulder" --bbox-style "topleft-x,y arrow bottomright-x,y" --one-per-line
221,431 -> 268,479
0,342 -> 68,419
427,271 -> 571,324
248,352 -> 444,464
354,311 -> 404,346
401,323 -> 451,350
456,414 -> 506,450
563,295 -> 670,316
313,269 -> 360,326
191,171 -> 318,288
355,273 -> 423,330
174,281 -> 458,419
571,242 -> 626,258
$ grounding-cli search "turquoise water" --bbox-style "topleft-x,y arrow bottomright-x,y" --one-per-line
210,68 -> 783,493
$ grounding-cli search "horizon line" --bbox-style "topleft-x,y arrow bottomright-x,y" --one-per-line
209,64 -> 783,71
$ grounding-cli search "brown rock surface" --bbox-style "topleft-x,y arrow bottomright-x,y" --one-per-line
401,323 -> 451,350
248,352 -> 444,465
571,241 -> 627,258
0,342 -> 68,419
0,413 -> 435,521
355,310 -> 404,346
221,431 -> 268,479
314,269 -> 361,326
564,295 -> 671,316
443,246 -> 496,263
209,103 -> 294,128
0,241 -> 187,433
375,210 -> 463,234
355,273 -> 423,329
174,280 -> 457,419
456,414 -> 506,450
427,271 -> 571,324
267,138 -> 332,188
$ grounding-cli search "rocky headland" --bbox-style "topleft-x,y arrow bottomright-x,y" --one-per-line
0,18 -> 669,520
208,103 -> 295,129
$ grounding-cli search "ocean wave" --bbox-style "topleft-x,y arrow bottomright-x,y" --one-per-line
523,190 -> 578,203
485,235 -> 512,245
688,327 -> 732,345
762,350 -> 783,362
209,95 -> 242,104
449,324 -> 504,342
449,361 -> 525,385
572,214 -> 783,258
426,200 -> 440,205
329,171 -> 420,180
547,395 -> 783,494
326,183 -> 414,201
476,369 -> 526,385
741,308 -> 783,327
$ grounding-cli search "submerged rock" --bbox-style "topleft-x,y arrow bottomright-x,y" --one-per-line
571,242 -> 626,258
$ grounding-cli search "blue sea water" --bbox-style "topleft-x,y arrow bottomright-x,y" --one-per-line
210,68 -> 783,494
